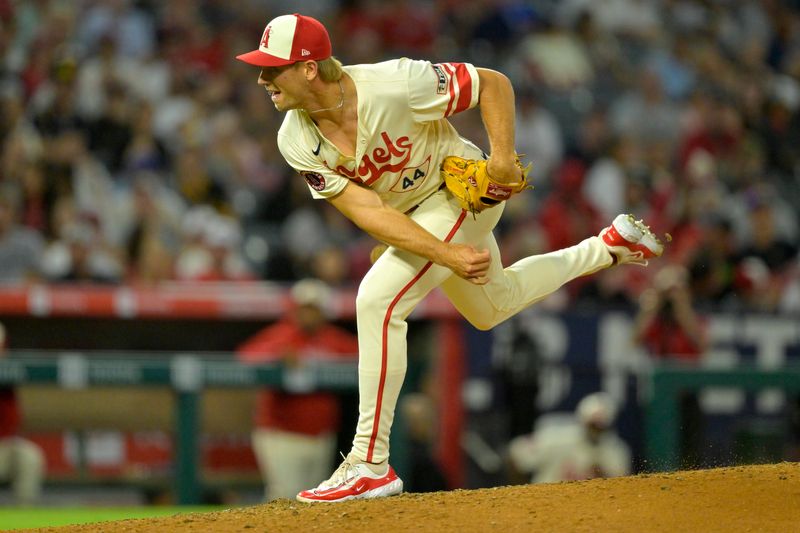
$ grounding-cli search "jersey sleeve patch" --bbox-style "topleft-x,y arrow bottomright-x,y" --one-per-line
432,64 -> 449,95
301,171 -> 326,191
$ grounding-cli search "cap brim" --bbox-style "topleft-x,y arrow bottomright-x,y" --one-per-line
235,49 -> 295,67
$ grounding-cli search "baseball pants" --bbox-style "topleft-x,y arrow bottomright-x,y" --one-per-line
252,428 -> 337,500
351,188 -> 613,463
0,436 -> 45,505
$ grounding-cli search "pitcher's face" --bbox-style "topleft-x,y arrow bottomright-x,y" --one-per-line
257,63 -> 304,112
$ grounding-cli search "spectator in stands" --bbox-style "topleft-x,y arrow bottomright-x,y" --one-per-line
309,246 -> 353,287
0,0 -> 797,311
514,89 -> 564,186
689,216 -> 738,309
738,197 -> 798,276
236,279 -> 358,501
0,90 -> 44,193
40,213 -> 123,284
609,68 -> 681,145
122,101 -> 170,174
0,191 -> 44,283
516,19 -> 594,92
16,159 -> 54,237
732,255 -> 779,313
76,0 -> 156,61
174,204 -> 216,280
634,264 -> 707,362
0,322 -> 45,506
538,159 -> 603,253
174,209 -> 251,282
198,215 -> 253,281
85,81 -> 134,176
389,1 -> 441,55
582,136 -> 642,224
120,173 -> 185,284
30,57 -> 84,140
508,392 -> 631,483
634,264 -> 708,466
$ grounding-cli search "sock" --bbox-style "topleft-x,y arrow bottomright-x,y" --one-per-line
347,452 -> 387,474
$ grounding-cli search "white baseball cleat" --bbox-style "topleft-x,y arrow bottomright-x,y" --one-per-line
599,214 -> 664,266
296,454 -> 404,503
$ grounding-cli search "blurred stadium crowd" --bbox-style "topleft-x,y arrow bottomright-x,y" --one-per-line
0,0 -> 799,313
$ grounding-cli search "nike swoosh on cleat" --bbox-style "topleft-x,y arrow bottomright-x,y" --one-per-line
312,141 -> 321,156
355,484 -> 366,492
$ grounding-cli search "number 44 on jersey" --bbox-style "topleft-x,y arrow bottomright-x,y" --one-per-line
390,156 -> 431,193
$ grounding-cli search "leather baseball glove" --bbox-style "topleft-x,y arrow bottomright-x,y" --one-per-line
440,156 -> 531,215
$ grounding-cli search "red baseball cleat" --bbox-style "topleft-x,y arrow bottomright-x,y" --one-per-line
296,454 -> 404,503
599,214 -> 664,266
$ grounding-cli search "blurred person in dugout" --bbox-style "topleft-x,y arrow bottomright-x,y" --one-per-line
508,392 -> 631,483
0,323 -> 45,505
634,264 -> 708,467
399,393 -> 447,493
236,279 -> 358,501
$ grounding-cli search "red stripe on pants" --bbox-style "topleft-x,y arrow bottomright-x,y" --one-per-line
366,209 -> 468,462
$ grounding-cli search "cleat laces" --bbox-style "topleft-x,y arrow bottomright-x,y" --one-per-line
318,453 -> 358,491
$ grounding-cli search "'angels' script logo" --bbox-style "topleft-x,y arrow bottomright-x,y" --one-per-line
334,132 -> 413,185
260,26 -> 272,48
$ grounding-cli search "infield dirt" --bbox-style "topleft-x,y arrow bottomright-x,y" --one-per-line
32,462 -> 799,532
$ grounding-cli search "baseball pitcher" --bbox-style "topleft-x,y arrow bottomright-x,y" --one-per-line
236,13 -> 664,503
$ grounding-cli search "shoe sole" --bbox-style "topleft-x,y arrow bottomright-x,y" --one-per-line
611,214 -> 643,243
631,218 -> 664,257
296,478 -> 404,503
613,214 -> 664,257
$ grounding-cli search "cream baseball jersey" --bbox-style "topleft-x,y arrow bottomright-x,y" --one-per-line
277,58 -> 485,214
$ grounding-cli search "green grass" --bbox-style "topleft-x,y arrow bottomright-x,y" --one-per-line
0,506 -> 226,531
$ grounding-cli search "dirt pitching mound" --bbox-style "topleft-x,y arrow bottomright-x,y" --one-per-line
36,462 -> 799,533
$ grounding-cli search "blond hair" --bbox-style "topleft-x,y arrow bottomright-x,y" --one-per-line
317,56 -> 343,82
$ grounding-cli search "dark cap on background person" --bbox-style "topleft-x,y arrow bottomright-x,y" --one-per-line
236,13 -> 332,67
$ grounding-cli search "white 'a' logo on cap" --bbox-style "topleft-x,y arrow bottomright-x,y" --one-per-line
258,14 -> 298,60
260,26 -> 272,48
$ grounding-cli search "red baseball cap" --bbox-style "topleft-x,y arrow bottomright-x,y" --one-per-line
236,13 -> 332,67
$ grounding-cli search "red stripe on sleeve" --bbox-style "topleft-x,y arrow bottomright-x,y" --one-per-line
452,63 -> 473,115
